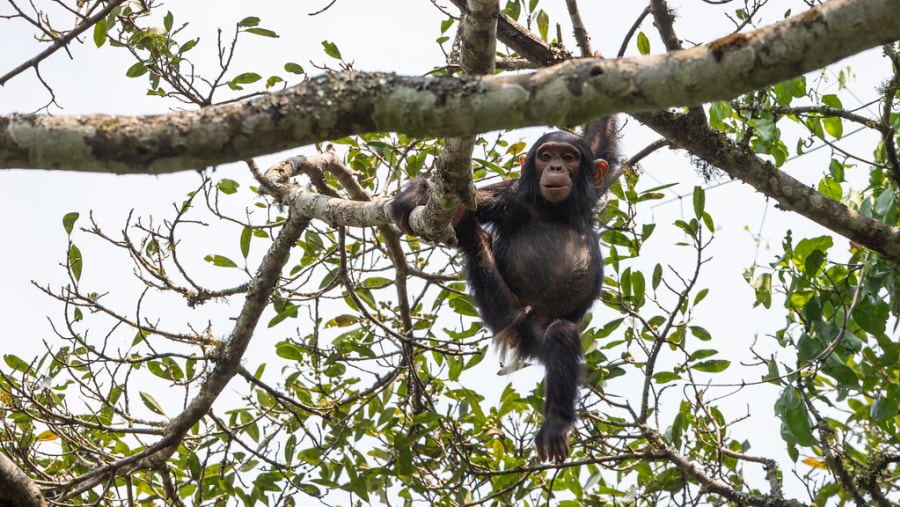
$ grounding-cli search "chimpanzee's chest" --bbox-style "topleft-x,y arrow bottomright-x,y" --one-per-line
492,219 -> 602,319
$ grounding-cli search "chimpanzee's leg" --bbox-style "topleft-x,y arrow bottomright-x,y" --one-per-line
534,319 -> 583,463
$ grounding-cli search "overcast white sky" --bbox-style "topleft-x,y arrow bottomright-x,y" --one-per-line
0,0 -> 893,498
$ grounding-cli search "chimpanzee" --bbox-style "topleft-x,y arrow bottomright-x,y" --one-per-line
391,117 -> 618,463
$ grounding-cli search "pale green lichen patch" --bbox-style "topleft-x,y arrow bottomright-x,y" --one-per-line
9,115 -> 98,170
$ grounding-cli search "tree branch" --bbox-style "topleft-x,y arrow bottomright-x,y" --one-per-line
447,0 -> 568,66
405,0 -> 498,241
0,0 -> 131,87
58,204 -> 310,498
635,109 -> 900,262
2,0 -> 898,174
0,451 -> 46,507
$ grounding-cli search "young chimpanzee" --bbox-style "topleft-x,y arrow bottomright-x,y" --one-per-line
391,117 -> 618,463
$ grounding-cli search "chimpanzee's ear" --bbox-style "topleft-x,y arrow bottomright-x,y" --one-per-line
593,159 -> 609,187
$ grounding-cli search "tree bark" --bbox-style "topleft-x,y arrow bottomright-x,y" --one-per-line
1,0 -> 898,174
0,452 -> 46,507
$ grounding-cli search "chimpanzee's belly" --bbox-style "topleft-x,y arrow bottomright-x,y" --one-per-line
494,220 -> 601,320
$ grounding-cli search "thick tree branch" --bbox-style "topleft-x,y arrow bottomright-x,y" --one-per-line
0,452 -> 46,507
2,0 -> 898,174
636,110 -> 900,262
406,0 -> 498,242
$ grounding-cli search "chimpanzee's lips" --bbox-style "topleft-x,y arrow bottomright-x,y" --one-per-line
541,184 -> 570,202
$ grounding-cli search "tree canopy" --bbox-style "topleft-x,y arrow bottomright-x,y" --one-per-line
1,1 -> 900,506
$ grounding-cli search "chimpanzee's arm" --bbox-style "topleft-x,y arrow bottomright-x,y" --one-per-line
453,209 -> 527,334
473,180 -> 527,225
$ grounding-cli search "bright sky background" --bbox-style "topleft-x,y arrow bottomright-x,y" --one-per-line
0,0 -> 892,499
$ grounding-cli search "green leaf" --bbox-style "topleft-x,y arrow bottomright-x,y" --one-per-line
692,186 -> 705,219
653,371 -> 680,384
873,188 -> 895,218
674,219 -> 698,238
637,32 -> 650,55
268,303 -> 297,328
692,359 -> 730,373
68,244 -> 83,281
125,61 -> 148,78
762,359 -> 780,383
536,9 -> 549,41
805,248 -> 827,277
853,298 -> 888,336
708,101 -> 732,130
93,18 -> 107,48
284,62 -> 305,74
246,27 -> 278,38
231,72 -> 261,84
784,401 -> 814,446
62,212 -> 79,235
601,229 -> 635,248
689,349 -> 718,361
204,254 -> 237,268
748,271 -> 772,308
322,40 -> 342,60
871,393 -> 900,422
140,392 -> 166,415
671,411 -> 684,449
275,342 -> 305,361
324,363 -> 346,378
163,11 -> 173,32
821,94 -> 843,108
3,354 -> 29,372
266,75 -> 284,89
440,18 -> 454,33
238,16 -> 261,27
829,159 -> 846,182
630,270 -> 646,308
823,356 -> 858,390
217,178 -> 239,194
805,116 -> 824,139
751,117 -> 777,142
699,211 -> 713,232
240,227 -> 251,258
147,361 -> 171,380
361,277 -> 392,288
693,288 -> 709,305
651,264 -> 663,290
817,176 -> 842,201
792,236 -> 832,270
822,116 -> 843,139
793,320 -> 818,354
504,0 -> 521,20
180,38 -> 199,54
449,295 -> 478,317
783,76 -> 806,98
656,467 -> 685,492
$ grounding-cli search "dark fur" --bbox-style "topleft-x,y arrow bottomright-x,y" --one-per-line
390,118 -> 618,463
